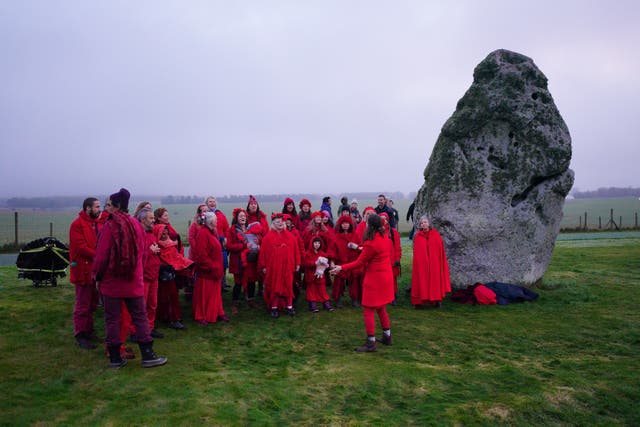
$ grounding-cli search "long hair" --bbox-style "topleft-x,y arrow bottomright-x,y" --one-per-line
363,214 -> 384,242
133,201 -> 151,218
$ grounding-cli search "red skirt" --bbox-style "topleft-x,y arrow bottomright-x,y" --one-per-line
193,277 -> 225,323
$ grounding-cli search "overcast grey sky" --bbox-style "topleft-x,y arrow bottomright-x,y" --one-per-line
1,1 -> 638,198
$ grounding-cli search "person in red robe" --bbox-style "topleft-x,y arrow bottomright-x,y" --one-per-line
192,212 -> 228,325
331,215 -> 361,308
298,199 -> 313,232
302,237 -> 333,312
379,212 -> 402,305
69,197 -> 103,350
226,208 -> 261,314
258,213 -> 300,318
411,216 -> 451,308
282,197 -> 301,231
331,214 -> 394,353
136,208 -> 164,337
284,214 -> 304,305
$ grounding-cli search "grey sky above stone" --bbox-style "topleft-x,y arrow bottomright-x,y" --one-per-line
1,1 -> 638,197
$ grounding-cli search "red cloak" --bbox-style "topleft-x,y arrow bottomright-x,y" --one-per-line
411,229 -> 451,304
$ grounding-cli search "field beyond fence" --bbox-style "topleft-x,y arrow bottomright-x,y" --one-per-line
1,197 -> 639,249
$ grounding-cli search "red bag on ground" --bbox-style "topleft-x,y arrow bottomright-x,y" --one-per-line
474,284 -> 497,305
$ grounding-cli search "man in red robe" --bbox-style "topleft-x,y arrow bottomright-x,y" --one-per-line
411,216 -> 451,307
258,213 -> 300,318
69,197 -> 102,349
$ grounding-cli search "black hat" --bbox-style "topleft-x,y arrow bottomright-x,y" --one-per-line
109,188 -> 130,211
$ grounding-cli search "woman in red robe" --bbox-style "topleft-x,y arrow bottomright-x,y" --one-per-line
192,212 -> 228,325
379,212 -> 402,304
226,208 -> 261,314
331,214 -> 394,353
411,216 -> 451,308
331,215 -> 361,307
302,237 -> 333,312
258,213 -> 300,318
282,197 -> 301,231
298,199 -> 313,232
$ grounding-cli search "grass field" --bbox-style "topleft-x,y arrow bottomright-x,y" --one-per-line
1,197 -> 639,247
1,236 -> 639,425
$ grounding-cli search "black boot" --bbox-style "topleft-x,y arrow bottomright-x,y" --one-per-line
75,332 -> 97,350
108,344 -> 127,369
355,337 -> 377,352
139,341 -> 168,368
376,332 -> 393,346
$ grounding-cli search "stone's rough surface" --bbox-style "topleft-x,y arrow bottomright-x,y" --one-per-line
414,49 -> 574,288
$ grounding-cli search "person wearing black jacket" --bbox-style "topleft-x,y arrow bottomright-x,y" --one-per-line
374,194 -> 397,229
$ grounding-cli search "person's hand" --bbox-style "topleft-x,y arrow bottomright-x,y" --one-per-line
347,242 -> 358,250
262,268 -> 266,274
329,265 -> 342,275
295,265 -> 300,272
150,243 -> 160,254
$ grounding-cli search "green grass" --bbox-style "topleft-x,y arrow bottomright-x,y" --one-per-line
1,238 -> 639,425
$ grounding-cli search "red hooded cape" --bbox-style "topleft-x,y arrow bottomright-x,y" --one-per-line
411,229 -> 451,304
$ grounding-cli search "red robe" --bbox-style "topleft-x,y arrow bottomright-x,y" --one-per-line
192,226 -> 225,322
258,229 -> 300,309
155,225 -> 194,272
411,229 -> 451,305
247,210 -> 269,235
226,224 -> 259,286
69,211 -> 101,285
302,247 -> 330,302
341,233 -> 394,307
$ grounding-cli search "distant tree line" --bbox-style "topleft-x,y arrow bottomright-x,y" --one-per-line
573,187 -> 640,199
4,196 -> 89,209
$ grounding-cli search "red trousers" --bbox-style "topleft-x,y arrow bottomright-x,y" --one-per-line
144,278 -> 158,329
363,305 -> 390,336
73,284 -> 99,336
157,279 -> 182,322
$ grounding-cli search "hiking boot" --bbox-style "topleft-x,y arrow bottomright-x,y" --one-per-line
217,315 -> 230,323
351,300 -> 361,308
323,301 -> 334,312
150,329 -> 164,339
270,308 -> 280,318
334,300 -> 344,309
309,302 -> 319,313
376,334 -> 393,346
287,307 -> 296,317
139,342 -> 168,368
108,345 -> 127,369
168,320 -> 185,330
355,339 -> 377,353
75,333 -> 97,350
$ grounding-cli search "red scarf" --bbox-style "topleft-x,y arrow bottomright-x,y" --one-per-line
108,211 -> 138,279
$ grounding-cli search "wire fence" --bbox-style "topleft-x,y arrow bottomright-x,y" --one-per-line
1,206 -> 639,249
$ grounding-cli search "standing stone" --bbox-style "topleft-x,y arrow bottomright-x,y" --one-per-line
414,49 -> 574,288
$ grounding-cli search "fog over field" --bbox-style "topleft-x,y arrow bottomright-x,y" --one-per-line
1,1 -> 638,198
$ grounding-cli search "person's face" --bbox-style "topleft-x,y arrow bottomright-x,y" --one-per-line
286,203 -> 294,212
420,218 -> 430,230
160,211 -> 169,224
313,216 -> 322,225
302,204 -> 310,213
388,200 -> 394,207
377,196 -> 386,207
273,218 -> 284,231
322,216 -> 329,224
351,202 -> 357,209
313,240 -> 321,251
238,211 -> 246,225
248,201 -> 258,212
141,211 -> 154,230
206,197 -> 217,210
341,221 -> 350,232
341,210 -> 350,217
161,228 -> 169,239
198,205 -> 208,215
105,200 -> 115,214
87,200 -> 101,219
327,198 -> 331,205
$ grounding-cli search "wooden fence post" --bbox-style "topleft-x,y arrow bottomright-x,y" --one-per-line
584,212 -> 587,230
636,212 -> 638,229
50,222 -> 53,237
14,212 -> 19,246
620,216 -> 622,230
579,216 -> 582,229
599,216 -> 602,229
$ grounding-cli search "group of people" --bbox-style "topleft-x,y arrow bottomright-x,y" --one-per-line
70,189 -> 451,367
